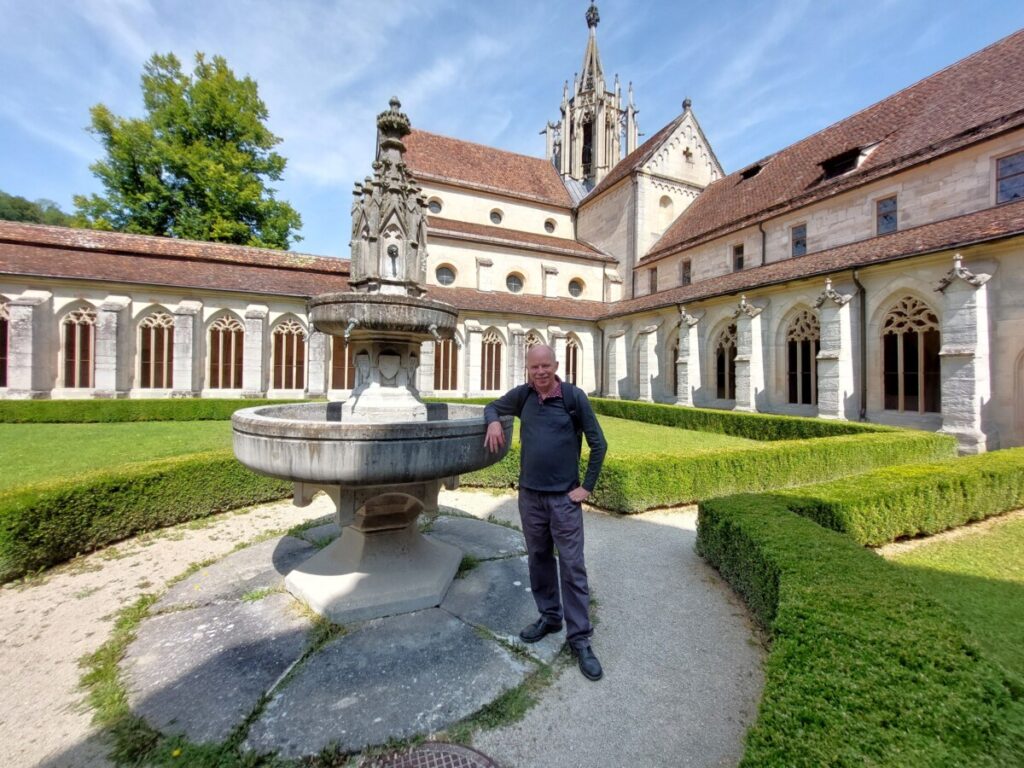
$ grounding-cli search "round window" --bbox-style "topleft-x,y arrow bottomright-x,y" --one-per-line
490,209 -> 503,225
568,279 -> 584,298
428,199 -> 442,215
544,219 -> 556,233
435,265 -> 455,286
506,273 -> 523,293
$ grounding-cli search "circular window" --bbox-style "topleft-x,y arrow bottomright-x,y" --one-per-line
544,219 -> 556,233
490,209 -> 504,225
427,199 -> 442,215
506,273 -> 524,293
435,265 -> 456,286
568,279 -> 584,298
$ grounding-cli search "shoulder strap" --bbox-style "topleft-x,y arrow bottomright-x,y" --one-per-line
561,381 -> 583,435
514,384 -> 531,417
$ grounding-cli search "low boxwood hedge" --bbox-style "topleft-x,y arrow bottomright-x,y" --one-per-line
0,450 -> 290,582
0,398 -> 311,424
769,447 -> 1024,546
697,494 -> 1024,767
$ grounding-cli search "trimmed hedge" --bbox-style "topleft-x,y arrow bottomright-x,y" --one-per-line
0,398 -> 311,424
0,450 -> 290,582
769,447 -> 1024,546
698,494 -> 1024,767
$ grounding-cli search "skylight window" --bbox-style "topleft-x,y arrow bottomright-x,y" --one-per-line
821,148 -> 863,179
740,164 -> 762,180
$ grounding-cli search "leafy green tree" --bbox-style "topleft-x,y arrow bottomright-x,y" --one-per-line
74,52 -> 302,249
0,191 -> 72,226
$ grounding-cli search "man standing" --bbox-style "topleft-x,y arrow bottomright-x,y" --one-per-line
483,344 -> 607,681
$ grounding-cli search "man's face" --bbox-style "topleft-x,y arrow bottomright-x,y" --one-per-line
526,347 -> 558,392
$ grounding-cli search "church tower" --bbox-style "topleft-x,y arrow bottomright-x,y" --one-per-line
544,2 -> 639,191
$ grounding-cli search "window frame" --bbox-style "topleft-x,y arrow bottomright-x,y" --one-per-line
876,195 -> 898,235
648,267 -> 658,294
996,149 -> 1024,205
680,259 -> 691,286
791,223 -> 807,257
568,278 -> 584,298
435,264 -> 456,286
732,244 -> 745,272
505,272 -> 524,293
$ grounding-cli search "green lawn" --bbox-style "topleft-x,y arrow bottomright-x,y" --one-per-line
890,515 -> 1024,680
0,421 -> 233,490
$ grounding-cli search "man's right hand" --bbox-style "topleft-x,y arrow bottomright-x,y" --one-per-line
484,421 -> 506,453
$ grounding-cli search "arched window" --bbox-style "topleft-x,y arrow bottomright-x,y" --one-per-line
481,329 -> 503,391
565,336 -> 581,385
63,306 -> 97,388
208,315 -> 244,389
715,324 -> 737,400
139,312 -> 175,389
883,297 -> 941,413
434,338 -> 459,391
658,195 -> 674,230
0,302 -> 8,388
331,337 -> 356,390
787,310 -> 820,405
272,319 -> 306,390
670,336 -> 680,395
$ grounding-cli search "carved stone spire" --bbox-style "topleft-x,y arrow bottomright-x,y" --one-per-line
586,2 -> 600,29
349,97 -> 428,298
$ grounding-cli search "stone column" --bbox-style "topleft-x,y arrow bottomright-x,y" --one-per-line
242,304 -> 269,397
814,279 -> 855,420
94,296 -> 131,398
549,328 -> 567,369
936,254 -> 994,453
305,329 -> 328,398
508,324 -> 525,386
418,339 -> 435,396
172,300 -> 202,397
464,321 -> 482,396
675,306 -> 702,406
5,290 -> 51,398
604,330 -> 626,398
635,323 -> 660,402
733,295 -> 767,413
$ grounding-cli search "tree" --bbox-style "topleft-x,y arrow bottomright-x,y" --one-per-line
0,191 -> 72,226
74,52 -> 302,249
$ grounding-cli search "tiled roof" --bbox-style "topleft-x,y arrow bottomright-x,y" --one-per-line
0,222 -> 350,297
425,286 -> 607,322
427,216 -> 615,263
404,130 -> 573,209
608,199 -> 1024,319
644,28 -> 1024,263
584,114 -> 685,201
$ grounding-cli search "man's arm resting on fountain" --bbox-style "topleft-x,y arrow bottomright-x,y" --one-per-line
483,385 -> 528,453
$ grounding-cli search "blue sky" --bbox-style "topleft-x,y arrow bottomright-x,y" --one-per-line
2,0 -> 1023,257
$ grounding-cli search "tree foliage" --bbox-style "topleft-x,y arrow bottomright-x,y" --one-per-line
0,191 -> 72,226
74,52 -> 302,249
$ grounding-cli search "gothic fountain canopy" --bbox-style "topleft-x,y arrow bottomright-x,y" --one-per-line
231,98 -> 512,623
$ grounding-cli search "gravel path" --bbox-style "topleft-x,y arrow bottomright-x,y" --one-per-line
0,490 -> 764,768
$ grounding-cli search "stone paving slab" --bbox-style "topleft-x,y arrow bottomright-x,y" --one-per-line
123,592 -> 311,744
425,516 -> 526,560
243,608 -> 530,759
155,536 -> 315,611
441,557 -> 565,664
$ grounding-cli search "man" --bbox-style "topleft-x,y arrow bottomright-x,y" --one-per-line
483,344 -> 607,681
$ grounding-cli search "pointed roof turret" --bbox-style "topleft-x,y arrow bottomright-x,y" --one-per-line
580,2 -> 603,91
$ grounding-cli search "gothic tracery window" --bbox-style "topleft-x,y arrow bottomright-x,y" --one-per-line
715,323 -> 737,400
481,329 -> 503,391
882,297 -> 941,413
332,336 -> 356,390
565,336 -> 581,385
0,302 -> 8,388
272,319 -> 306,390
63,306 -> 97,388
787,310 -> 820,405
139,311 -> 175,389
433,337 -> 458,391
208,315 -> 244,389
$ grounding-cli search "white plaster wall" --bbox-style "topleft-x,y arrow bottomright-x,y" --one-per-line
577,180 -> 634,292
419,181 -> 573,238
643,115 -> 723,190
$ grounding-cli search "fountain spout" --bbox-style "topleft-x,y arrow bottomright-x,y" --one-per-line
343,319 -> 359,341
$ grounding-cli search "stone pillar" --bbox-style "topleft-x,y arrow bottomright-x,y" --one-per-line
636,324 -> 660,402
550,328 -> 568,369
604,330 -> 626,398
814,280 -> 855,420
172,300 -> 202,397
464,321 -> 482,396
675,306 -> 702,406
936,254 -> 994,453
305,329 -> 328,398
5,290 -> 51,398
543,264 -> 559,298
418,339 -> 435,396
476,257 -> 493,292
733,295 -> 766,413
508,324 -> 525,386
242,304 -> 269,397
94,296 -> 131,398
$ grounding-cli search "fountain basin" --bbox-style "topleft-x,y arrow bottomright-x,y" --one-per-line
232,402 -> 513,486
308,292 -> 458,339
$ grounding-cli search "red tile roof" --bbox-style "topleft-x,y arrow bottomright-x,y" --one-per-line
0,222 -> 350,297
643,28 -> 1024,263
404,130 -> 573,209
610,199 -> 1024,319
427,216 -> 615,263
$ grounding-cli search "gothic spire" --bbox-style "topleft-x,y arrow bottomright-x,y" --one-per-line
580,2 -> 603,92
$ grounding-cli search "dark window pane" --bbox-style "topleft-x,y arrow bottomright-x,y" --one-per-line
903,331 -> 919,412
140,328 -> 153,388
800,340 -> 813,404
78,325 -> 91,388
792,225 -> 807,257
883,334 -> 899,410
233,330 -> 244,388
877,197 -> 897,234
210,329 -> 221,388
0,317 -> 8,388
998,176 -> 1024,204
923,329 -> 941,413
64,325 -> 76,386
997,151 -> 1024,178
728,349 -> 736,400
716,348 -> 726,399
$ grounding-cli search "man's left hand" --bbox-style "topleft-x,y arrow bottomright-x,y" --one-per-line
568,487 -> 590,503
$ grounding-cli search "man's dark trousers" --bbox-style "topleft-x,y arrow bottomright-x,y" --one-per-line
518,486 -> 592,649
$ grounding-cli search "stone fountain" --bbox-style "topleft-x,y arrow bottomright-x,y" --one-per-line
232,99 -> 512,623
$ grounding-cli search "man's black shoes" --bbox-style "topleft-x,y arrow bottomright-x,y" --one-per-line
572,644 -> 603,681
519,618 -> 563,643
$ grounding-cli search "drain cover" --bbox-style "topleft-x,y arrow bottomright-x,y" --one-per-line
376,742 -> 498,768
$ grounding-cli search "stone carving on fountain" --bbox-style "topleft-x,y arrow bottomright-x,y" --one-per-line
232,99 -> 513,624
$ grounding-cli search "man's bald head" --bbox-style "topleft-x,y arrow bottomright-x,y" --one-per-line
525,343 -> 558,394
526,344 -> 557,365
